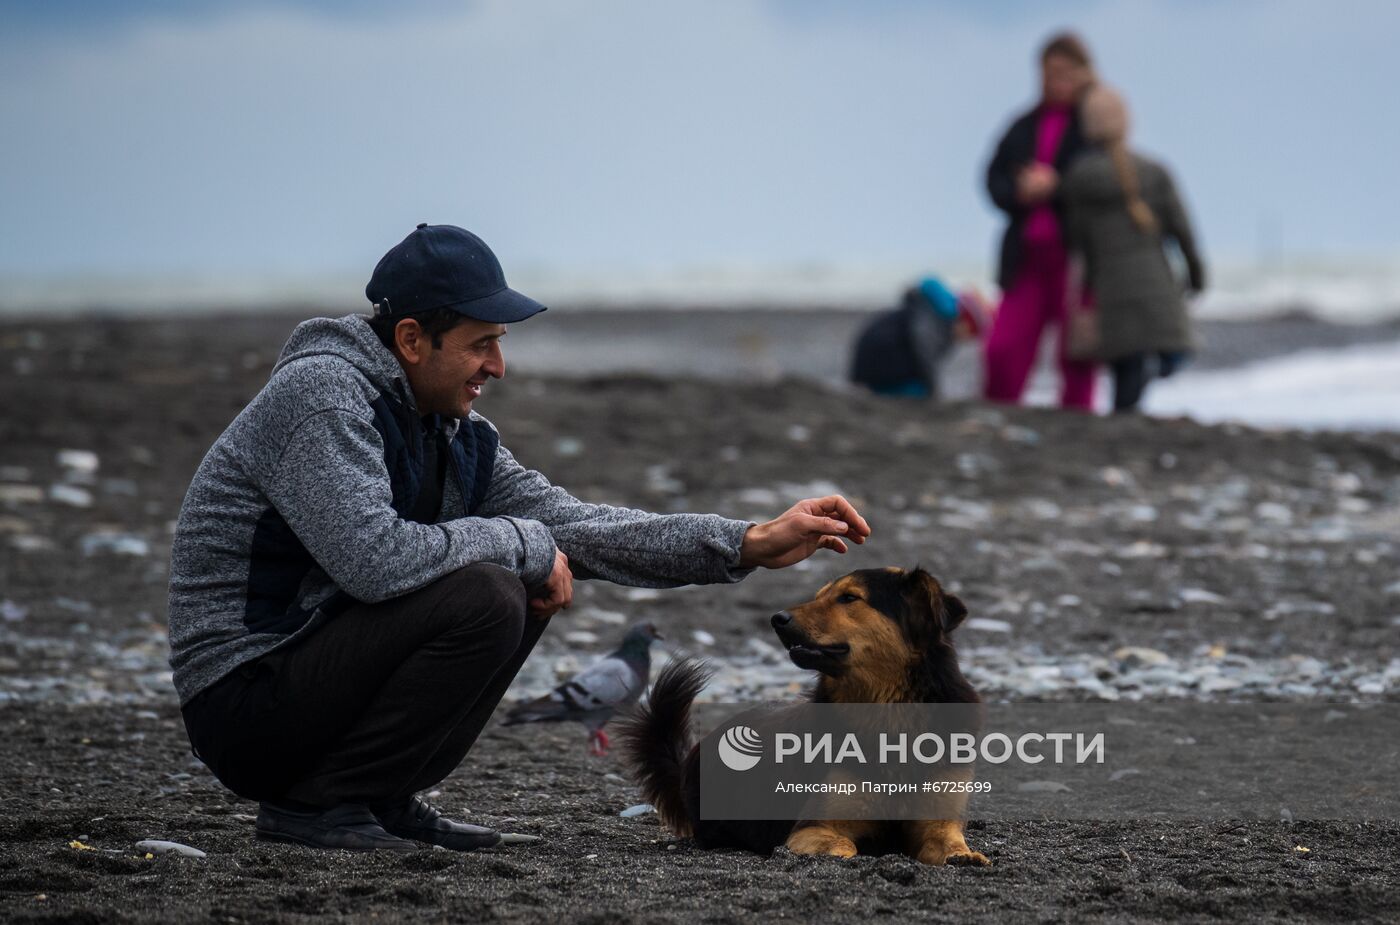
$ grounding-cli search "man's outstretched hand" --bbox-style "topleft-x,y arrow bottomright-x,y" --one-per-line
738,495 -> 872,570
530,548 -> 573,619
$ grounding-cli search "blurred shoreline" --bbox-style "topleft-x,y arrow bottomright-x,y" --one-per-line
5,304 -> 1397,429
4,255 -> 1400,323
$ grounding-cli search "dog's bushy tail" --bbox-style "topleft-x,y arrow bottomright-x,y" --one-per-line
617,657 -> 712,837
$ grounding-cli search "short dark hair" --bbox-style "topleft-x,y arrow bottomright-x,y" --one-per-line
1040,31 -> 1092,69
367,308 -> 472,352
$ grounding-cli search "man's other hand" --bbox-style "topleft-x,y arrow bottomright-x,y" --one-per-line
530,548 -> 573,618
738,495 -> 872,570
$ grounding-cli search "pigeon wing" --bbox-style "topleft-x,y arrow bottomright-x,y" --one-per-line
501,686 -> 574,725
561,657 -> 640,712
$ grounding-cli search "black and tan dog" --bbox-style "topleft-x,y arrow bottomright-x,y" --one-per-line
619,566 -> 989,866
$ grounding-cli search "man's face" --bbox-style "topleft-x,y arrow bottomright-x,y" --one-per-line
394,317 -> 507,418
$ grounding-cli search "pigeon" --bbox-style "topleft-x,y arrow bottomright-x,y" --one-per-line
502,622 -> 663,755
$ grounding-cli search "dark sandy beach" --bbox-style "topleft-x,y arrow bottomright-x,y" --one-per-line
2,308 -> 1399,923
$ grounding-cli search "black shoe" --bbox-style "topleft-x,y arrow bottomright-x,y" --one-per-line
255,802 -> 421,852
374,795 -> 501,851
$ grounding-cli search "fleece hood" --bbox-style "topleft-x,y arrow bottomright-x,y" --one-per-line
274,314 -> 410,402
271,314 -> 470,438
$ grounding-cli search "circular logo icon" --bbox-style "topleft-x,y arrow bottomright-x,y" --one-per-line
717,724 -> 763,771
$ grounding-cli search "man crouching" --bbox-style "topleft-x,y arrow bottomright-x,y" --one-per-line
167,223 -> 870,852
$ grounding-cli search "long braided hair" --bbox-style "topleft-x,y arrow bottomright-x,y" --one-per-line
1080,84 -> 1158,234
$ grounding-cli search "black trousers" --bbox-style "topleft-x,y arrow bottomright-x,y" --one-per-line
182,563 -> 541,808
1110,353 -> 1152,412
1111,351 -> 1189,413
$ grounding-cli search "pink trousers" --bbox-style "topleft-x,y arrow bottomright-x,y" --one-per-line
982,243 -> 1096,410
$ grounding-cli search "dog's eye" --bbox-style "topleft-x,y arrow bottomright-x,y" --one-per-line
836,593 -> 860,605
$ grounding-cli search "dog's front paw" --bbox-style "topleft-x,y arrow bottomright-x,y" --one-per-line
786,827 -> 858,859
945,849 -> 991,867
917,843 -> 990,867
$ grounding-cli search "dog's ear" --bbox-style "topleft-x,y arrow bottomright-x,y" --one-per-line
909,567 -> 967,635
941,593 -> 968,633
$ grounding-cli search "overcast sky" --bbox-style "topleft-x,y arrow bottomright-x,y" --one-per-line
2,0 -> 1397,284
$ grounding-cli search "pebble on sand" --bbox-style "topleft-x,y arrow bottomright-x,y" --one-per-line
135,839 -> 207,859
80,532 -> 151,557
49,484 -> 94,508
965,618 -> 1013,634
1017,781 -> 1072,793
1265,600 -> 1336,620
498,833 -> 542,846
1178,588 -> 1227,605
1112,647 -> 1171,668
577,607 -> 627,626
57,449 -> 100,474
620,803 -> 655,818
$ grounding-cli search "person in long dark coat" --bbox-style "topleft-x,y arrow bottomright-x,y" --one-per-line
1061,84 -> 1207,412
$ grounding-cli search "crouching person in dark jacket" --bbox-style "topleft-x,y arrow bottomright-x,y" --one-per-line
850,277 -> 989,400
168,224 -> 871,852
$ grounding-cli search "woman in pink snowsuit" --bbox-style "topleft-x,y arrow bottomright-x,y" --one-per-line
983,33 -> 1098,409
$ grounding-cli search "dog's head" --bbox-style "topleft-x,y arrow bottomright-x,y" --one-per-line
770,567 -> 968,698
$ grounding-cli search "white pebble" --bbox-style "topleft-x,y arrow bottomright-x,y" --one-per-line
737,487 -> 780,507
498,833 -> 541,846
49,484 -> 94,508
1113,647 -> 1171,668
1017,781 -> 1071,793
578,607 -> 627,626
57,449 -> 100,473
691,630 -> 716,647
965,617 -> 1012,634
135,839 -> 206,859
1254,502 -> 1293,524
1179,588 -> 1226,605
80,532 -> 150,557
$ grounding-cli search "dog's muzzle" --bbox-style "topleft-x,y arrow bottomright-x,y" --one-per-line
771,611 -> 850,673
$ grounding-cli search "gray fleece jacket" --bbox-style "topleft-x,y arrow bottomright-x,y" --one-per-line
167,315 -> 754,705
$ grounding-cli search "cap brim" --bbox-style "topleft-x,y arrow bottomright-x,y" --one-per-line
444,286 -> 547,324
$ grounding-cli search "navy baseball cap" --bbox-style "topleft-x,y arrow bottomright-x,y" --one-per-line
366,223 -> 547,324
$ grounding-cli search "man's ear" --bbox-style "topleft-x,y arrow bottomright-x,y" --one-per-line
393,318 -> 428,364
